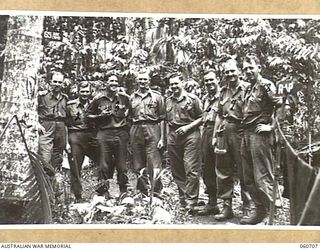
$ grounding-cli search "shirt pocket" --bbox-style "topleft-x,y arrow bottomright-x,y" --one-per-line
69,106 -> 79,121
145,100 -> 158,116
247,95 -> 263,113
180,100 -> 193,120
166,103 -> 174,121
131,99 -> 140,109
114,103 -> 128,118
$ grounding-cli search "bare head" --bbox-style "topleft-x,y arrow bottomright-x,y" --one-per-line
242,55 -> 261,84
168,72 -> 184,97
222,59 -> 240,84
203,70 -> 218,95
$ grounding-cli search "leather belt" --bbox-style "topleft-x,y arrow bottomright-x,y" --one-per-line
203,122 -> 214,127
40,117 -> 65,122
133,120 -> 159,125
225,117 -> 241,125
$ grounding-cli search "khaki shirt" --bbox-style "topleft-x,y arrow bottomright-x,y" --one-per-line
87,92 -> 130,129
38,91 -> 68,120
242,76 -> 281,126
202,94 -> 219,125
218,81 -> 249,122
166,90 -> 202,127
66,98 -> 93,130
130,89 -> 165,123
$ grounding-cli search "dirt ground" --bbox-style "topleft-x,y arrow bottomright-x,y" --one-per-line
53,158 -> 290,226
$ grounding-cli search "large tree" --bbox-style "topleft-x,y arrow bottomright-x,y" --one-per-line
0,15 -> 53,224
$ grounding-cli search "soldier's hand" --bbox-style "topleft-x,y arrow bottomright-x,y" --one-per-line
37,123 -> 46,135
101,109 -> 112,116
65,143 -> 72,154
211,137 -> 217,148
175,125 -> 189,135
255,124 -> 273,134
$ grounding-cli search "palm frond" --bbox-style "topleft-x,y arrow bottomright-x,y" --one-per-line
0,116 -> 55,224
22,151 -> 55,224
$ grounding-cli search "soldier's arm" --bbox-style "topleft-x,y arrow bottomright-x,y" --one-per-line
188,95 -> 203,130
85,98 -> 109,120
64,102 -> 71,153
157,94 -> 166,149
187,117 -> 203,130
175,96 -> 202,135
256,80 -> 282,133
65,103 -> 73,127
212,114 -> 222,147
264,80 -> 282,107
212,99 -> 223,147
65,126 -> 71,153
85,98 -> 97,119
187,94 -> 203,132
157,120 -> 166,149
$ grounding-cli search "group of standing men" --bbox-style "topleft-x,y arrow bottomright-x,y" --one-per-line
37,54 -> 281,225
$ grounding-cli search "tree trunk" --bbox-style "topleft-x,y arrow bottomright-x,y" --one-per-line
0,15 -> 44,222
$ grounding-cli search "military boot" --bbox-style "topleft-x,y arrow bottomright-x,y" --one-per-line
240,205 -> 266,225
241,202 -> 251,219
214,199 -> 233,221
119,184 -> 127,195
95,180 -> 110,199
198,197 -> 220,216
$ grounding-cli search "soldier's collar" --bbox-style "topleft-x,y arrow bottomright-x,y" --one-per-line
220,83 -> 241,98
105,92 -> 119,101
252,75 -> 263,89
172,90 -> 187,102
135,89 -> 152,98
204,93 -> 218,102
221,80 -> 241,91
76,98 -> 89,107
235,82 -> 247,94
49,91 -> 64,100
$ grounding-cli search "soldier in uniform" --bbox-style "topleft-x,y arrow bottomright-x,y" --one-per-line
38,72 -> 68,171
166,72 -> 203,213
129,71 -> 165,195
212,59 -> 251,221
66,80 -> 99,202
86,73 -> 130,197
197,70 -> 220,216
240,55 -> 281,225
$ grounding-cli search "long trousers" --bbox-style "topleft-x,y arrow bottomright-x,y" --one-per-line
68,130 -> 99,196
241,127 -> 275,209
167,127 -> 201,207
201,125 -> 217,204
130,124 -> 163,195
215,121 -> 251,206
38,120 -> 66,170
96,128 -> 129,193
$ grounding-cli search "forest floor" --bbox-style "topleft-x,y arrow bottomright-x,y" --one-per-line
52,158 -> 290,226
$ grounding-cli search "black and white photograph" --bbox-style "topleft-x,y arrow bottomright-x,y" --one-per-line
0,11 -> 320,227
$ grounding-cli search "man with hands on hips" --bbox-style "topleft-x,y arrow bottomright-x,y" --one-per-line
239,54 -> 281,225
